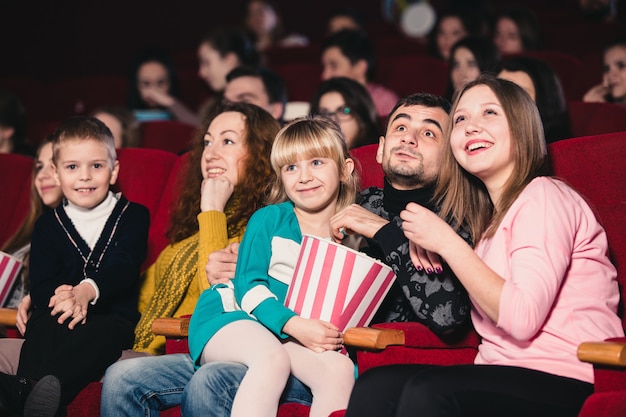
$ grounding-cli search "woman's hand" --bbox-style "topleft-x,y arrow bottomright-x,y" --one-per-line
583,83 -> 609,103
205,243 -> 239,286
282,316 -> 343,353
141,88 -> 175,108
200,177 -> 234,212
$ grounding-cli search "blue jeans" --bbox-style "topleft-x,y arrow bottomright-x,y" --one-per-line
101,353 -> 312,417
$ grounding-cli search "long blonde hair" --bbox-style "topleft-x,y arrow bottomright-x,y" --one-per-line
436,75 -> 547,244
267,116 -> 359,212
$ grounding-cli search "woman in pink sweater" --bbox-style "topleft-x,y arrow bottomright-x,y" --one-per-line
344,74 -> 624,417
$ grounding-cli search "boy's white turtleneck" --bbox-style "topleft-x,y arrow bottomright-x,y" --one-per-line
64,191 -> 119,250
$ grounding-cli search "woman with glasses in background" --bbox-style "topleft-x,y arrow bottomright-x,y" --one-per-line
309,77 -> 381,149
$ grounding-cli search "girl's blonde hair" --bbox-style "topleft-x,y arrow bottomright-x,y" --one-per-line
268,116 -> 359,212
436,74 -> 547,244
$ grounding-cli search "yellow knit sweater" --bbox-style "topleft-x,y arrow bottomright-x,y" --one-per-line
134,210 -> 245,355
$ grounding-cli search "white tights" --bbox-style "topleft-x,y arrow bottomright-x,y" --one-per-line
201,320 -> 355,417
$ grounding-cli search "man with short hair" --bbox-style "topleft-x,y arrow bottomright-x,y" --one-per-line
223,66 -> 287,123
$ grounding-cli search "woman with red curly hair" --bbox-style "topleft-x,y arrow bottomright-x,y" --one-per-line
133,101 -> 280,355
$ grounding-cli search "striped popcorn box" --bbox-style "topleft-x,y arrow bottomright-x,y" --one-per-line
285,235 -> 396,332
0,251 -> 22,307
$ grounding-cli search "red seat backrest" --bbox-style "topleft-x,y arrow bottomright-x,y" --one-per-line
269,61 -> 321,102
377,55 -> 448,98
114,148 -> 179,270
147,152 -> 193,268
140,121 -> 198,155
549,132 -> 626,325
0,153 -> 33,247
350,144 -> 384,190
567,101 -> 626,138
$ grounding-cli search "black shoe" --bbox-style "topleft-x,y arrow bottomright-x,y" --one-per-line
23,375 -> 61,417
0,372 -> 29,417
0,373 -> 60,417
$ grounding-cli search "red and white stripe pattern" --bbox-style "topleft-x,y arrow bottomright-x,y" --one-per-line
285,235 -> 396,332
0,252 -> 22,306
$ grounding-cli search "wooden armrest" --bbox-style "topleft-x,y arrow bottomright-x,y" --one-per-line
0,308 -> 17,327
577,341 -> 626,367
344,327 -> 405,350
151,317 -> 189,338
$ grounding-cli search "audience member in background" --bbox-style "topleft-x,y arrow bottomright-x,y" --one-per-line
445,36 -> 500,100
223,66 -> 287,123
242,0 -> 309,52
0,89 -> 32,156
127,46 -> 198,126
325,6 -> 367,35
197,26 -> 261,95
493,5 -> 542,55
321,29 -> 399,117
583,37 -> 626,106
136,27 -> 261,128
499,56 -> 572,143
428,6 -> 490,61
344,74 -> 623,417
309,77 -> 380,149
1,137 -> 62,309
92,106 -> 140,148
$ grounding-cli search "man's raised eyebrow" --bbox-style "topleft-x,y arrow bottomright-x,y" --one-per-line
391,113 -> 411,123
424,118 -> 443,133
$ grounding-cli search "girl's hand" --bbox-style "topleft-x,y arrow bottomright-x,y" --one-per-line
200,177 -> 234,212
583,83 -> 609,103
16,294 -> 32,336
400,202 -> 455,254
409,241 -> 443,275
283,316 -> 343,353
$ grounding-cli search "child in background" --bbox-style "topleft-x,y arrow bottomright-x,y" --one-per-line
188,116 -> 359,417
0,116 -> 149,417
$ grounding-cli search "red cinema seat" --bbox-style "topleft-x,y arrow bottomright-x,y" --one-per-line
0,153 -> 33,247
568,101 -> 626,137
140,120 -> 198,155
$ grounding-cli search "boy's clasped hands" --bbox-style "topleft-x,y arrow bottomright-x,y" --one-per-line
48,282 -> 96,329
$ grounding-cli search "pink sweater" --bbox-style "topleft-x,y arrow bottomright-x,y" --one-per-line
473,177 -> 624,383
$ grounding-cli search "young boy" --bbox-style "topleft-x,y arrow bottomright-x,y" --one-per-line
0,116 -> 149,417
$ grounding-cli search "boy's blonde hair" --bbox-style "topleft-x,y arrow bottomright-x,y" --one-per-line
52,116 -> 117,166
268,116 -> 359,211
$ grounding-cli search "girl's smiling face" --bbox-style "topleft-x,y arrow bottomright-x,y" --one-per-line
450,84 -> 514,190
281,156 -> 342,215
